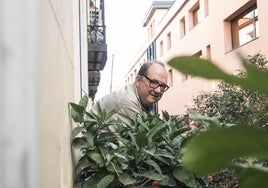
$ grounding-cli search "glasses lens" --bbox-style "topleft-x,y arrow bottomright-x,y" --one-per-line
150,80 -> 159,88
143,74 -> 169,92
160,85 -> 169,92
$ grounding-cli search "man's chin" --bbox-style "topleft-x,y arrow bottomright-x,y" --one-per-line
149,98 -> 160,105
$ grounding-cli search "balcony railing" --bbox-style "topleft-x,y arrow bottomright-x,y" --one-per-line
88,0 -> 107,100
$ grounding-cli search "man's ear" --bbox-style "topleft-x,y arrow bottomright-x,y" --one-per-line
135,75 -> 142,87
136,75 -> 142,82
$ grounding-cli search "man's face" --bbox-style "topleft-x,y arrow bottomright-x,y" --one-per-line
136,64 -> 168,106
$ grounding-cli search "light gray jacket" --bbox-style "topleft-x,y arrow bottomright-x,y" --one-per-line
90,83 -> 146,128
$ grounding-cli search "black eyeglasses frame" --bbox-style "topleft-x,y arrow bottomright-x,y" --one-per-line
142,74 -> 169,92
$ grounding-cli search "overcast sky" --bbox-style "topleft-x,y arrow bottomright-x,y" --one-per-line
95,0 -> 151,100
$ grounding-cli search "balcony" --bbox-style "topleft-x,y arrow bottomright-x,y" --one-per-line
88,70 -> 100,86
88,0 -> 107,100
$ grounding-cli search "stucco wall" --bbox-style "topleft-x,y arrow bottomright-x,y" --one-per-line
38,0 -> 80,187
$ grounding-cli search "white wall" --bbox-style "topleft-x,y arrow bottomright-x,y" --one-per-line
0,0 -> 39,188
0,0 -> 89,187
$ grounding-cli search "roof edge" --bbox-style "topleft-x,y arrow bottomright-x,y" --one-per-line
142,1 -> 174,27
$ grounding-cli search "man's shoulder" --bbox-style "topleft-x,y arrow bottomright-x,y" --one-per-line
115,83 -> 136,100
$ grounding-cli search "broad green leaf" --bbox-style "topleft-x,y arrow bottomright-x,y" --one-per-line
82,171 -> 109,188
85,131 -> 94,148
168,55 -> 268,95
106,108 -> 119,120
88,152 -> 104,166
142,146 -> 156,156
114,152 -> 129,161
138,171 -> 166,181
162,110 -> 171,121
136,131 -> 148,147
238,55 -> 268,95
99,146 -> 110,161
160,176 -> 177,187
173,166 -> 197,188
70,102 -> 85,114
107,161 -> 123,173
79,95 -> 88,108
97,132 -> 117,142
145,159 -> 162,174
128,132 -> 139,150
147,122 -> 168,144
152,154 -> 170,165
70,102 -> 85,122
155,149 -> 174,159
137,118 -> 150,132
75,155 -> 91,174
71,126 -> 83,139
71,108 -> 83,122
182,125 -> 268,175
118,173 -> 136,185
170,128 -> 191,140
97,175 -> 114,188
72,137 -> 88,149
82,181 -> 95,188
188,109 -> 221,128
233,165 -> 268,188
168,56 -> 233,81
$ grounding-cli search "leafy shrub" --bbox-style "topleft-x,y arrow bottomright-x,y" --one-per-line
168,54 -> 268,188
191,54 -> 268,129
70,98 -> 205,188
182,54 -> 268,187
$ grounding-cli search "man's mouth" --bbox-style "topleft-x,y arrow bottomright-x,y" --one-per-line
151,93 -> 160,99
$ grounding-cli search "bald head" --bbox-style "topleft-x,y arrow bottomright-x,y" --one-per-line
137,60 -> 166,76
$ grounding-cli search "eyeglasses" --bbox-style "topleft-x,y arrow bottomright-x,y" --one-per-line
142,74 -> 169,92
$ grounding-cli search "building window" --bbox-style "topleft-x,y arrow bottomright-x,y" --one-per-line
168,69 -> 173,87
189,1 -> 200,30
204,0 -> 209,17
148,24 -> 153,41
192,2 -> 200,27
193,50 -> 202,58
167,32 -> 171,50
231,4 -> 258,48
160,41 -> 163,56
193,6 -> 200,26
206,45 -> 211,60
191,50 -> 202,78
182,73 -> 188,81
180,17 -> 186,38
147,41 -> 156,60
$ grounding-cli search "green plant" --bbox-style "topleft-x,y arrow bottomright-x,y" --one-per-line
70,96 -> 205,188
190,54 -> 268,129
168,54 -> 268,188
184,54 -> 268,187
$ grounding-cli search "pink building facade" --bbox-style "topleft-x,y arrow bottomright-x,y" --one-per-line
125,0 -> 268,115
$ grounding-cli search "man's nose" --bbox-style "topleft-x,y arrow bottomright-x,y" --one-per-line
154,85 -> 162,93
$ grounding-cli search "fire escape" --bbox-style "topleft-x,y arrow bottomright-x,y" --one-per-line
88,0 -> 107,101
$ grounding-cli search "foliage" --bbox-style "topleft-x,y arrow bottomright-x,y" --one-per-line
190,54 -> 268,129
70,96 -> 205,188
168,54 -> 268,188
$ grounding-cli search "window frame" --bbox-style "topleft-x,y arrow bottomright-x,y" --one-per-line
231,4 -> 258,48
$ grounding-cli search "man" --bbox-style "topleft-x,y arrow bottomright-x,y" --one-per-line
90,60 -> 169,129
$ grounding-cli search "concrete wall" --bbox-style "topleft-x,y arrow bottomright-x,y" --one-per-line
38,0 -> 89,187
0,0 -> 89,187
39,0 -> 75,187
